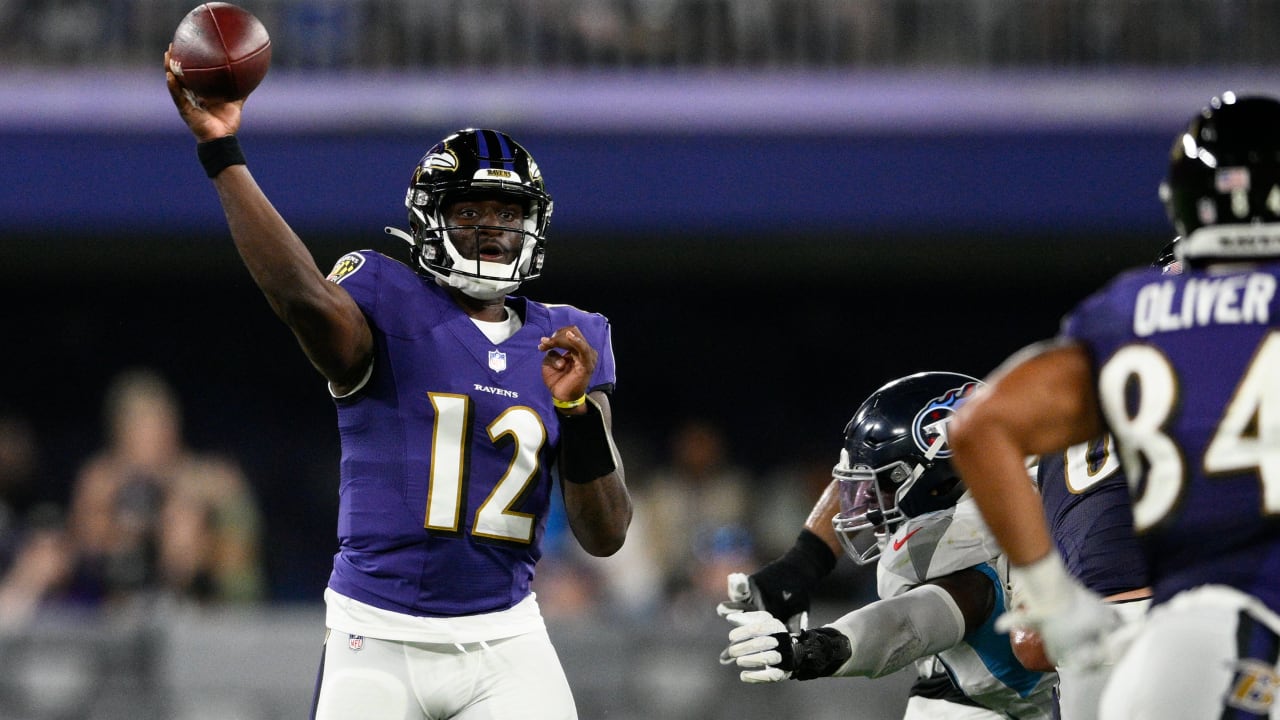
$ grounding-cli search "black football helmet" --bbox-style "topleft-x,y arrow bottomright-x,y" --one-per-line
385,129 -> 553,299
1159,93 -> 1280,265
831,371 -> 982,565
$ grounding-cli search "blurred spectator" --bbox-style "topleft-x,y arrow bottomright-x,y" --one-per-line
529,488 -> 607,620
633,418 -> 755,616
65,369 -> 265,610
0,410 -> 72,627
534,476 -> 664,622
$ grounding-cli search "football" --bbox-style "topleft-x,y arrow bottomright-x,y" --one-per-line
170,2 -> 271,102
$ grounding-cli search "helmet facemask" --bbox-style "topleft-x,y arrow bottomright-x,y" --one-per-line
832,451 -> 932,565
408,186 -> 548,300
832,450 -> 888,565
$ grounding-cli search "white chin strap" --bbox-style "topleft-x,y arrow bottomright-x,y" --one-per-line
438,238 -> 523,299
894,418 -> 951,513
384,225 -> 522,300
436,272 -> 518,300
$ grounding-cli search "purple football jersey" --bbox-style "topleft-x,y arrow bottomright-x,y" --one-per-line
1036,437 -> 1148,596
321,251 -> 616,617
1063,261 -> 1280,612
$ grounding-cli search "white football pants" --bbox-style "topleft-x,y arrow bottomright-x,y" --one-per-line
1056,596 -> 1151,720
311,629 -> 577,720
1101,585 -> 1280,720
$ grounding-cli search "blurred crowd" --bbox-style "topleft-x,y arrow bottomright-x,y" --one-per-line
2,0 -> 1276,71
0,370 -> 265,627
532,416 -> 876,628
0,367 -> 876,630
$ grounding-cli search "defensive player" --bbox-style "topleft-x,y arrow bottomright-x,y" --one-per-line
164,50 -> 632,720
950,92 -> 1280,719
721,372 -> 1058,718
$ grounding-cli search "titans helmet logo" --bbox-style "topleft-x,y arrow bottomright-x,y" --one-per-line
911,382 -> 980,457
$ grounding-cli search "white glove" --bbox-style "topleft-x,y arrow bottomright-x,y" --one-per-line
717,573 -> 752,665
717,571 -> 809,628
722,610 -> 793,683
715,572 -> 754,619
1000,551 -> 1122,669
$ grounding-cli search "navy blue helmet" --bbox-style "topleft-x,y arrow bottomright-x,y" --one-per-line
831,371 -> 982,564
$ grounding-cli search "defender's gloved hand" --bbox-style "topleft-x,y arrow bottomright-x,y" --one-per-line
715,529 -> 836,630
1000,550 -> 1122,670
722,610 -> 851,683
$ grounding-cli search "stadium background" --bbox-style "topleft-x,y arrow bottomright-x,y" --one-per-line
3,1 -> 1279,718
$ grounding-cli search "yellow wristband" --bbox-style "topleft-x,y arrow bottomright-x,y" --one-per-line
553,394 -> 587,410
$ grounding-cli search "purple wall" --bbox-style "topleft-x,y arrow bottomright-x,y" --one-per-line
7,69 -> 1269,241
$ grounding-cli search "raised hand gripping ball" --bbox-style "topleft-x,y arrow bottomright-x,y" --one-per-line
170,2 -> 271,102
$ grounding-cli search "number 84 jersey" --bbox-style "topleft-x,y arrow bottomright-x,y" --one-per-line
1062,261 -> 1280,614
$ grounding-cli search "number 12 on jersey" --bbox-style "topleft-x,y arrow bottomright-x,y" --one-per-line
425,393 -> 547,544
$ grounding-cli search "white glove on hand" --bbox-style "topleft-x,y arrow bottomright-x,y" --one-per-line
717,573 -> 754,665
715,572 -> 754,619
722,610 -> 793,683
717,572 -> 809,627
1000,551 -> 1122,670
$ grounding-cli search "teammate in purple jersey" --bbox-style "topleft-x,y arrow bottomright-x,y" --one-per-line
1030,245 -> 1180,608
950,93 -> 1280,719
1016,436 -> 1149,720
1011,242 -> 1182,720
1035,437 -> 1146,601
165,52 -> 632,720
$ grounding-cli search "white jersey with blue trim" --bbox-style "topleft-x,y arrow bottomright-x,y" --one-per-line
878,494 -> 1059,719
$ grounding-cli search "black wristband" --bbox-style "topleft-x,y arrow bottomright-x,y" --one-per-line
748,528 -> 838,619
787,528 -> 838,579
557,397 -> 619,484
197,135 -> 246,178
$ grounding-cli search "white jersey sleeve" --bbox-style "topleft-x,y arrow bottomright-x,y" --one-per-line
877,494 -> 1004,601
875,495 -> 1058,719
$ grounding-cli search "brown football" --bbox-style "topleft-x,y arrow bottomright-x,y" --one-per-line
170,3 -> 271,102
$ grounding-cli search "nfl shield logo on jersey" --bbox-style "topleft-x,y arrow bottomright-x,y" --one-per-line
488,350 -> 507,372
348,635 -> 364,652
